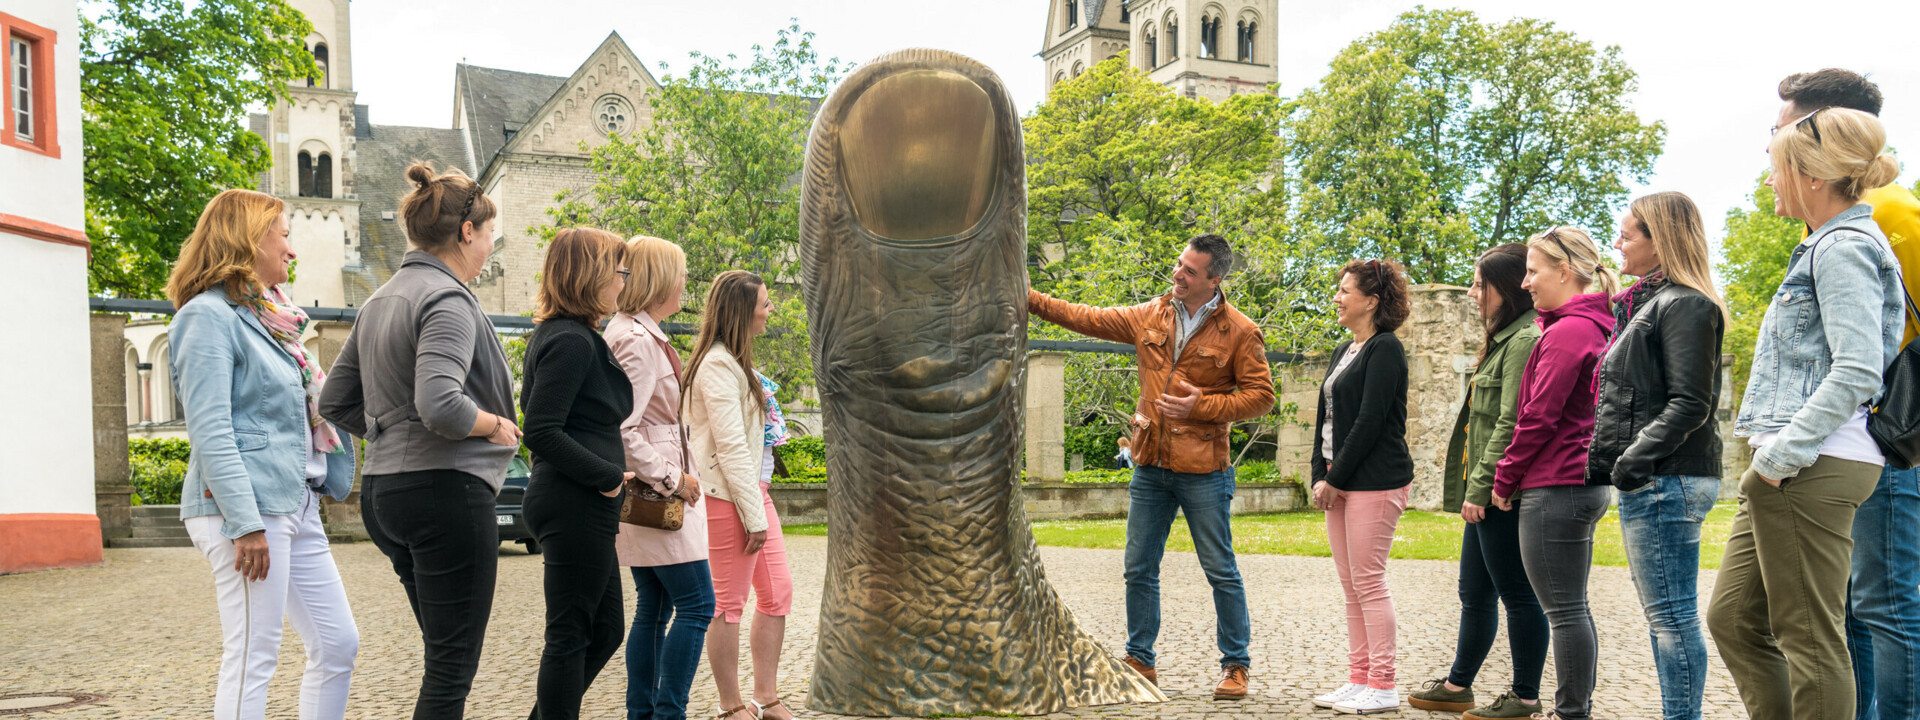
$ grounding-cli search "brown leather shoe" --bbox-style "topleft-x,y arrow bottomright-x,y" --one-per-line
1214,664 -> 1249,700
1122,655 -> 1157,685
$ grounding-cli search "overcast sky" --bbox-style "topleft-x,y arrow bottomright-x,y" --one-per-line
348,0 -> 1920,250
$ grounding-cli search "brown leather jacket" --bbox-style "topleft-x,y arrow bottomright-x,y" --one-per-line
1029,289 -> 1275,474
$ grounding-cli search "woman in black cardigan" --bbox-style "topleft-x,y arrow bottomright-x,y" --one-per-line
1308,258 -> 1415,715
520,227 -> 635,720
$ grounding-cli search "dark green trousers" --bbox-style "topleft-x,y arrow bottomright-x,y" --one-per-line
1708,455 -> 1880,720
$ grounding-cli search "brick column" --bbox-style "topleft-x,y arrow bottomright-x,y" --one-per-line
1024,351 -> 1067,483
312,320 -> 368,541
91,313 -> 133,543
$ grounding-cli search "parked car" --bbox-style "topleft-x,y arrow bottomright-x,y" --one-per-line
495,455 -> 538,554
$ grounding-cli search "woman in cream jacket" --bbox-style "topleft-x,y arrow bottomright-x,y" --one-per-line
684,270 -> 795,720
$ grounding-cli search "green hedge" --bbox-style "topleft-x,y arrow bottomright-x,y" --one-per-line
774,436 -> 827,483
129,439 -> 191,505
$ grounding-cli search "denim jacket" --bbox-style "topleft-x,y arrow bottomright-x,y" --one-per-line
172,288 -> 356,538
1736,204 -> 1905,480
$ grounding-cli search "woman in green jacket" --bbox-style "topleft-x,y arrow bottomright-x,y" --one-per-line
1408,244 -> 1549,720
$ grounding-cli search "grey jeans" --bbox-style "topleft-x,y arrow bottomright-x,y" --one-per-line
1517,484 -> 1612,720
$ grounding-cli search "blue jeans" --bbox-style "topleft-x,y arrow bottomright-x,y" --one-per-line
1618,474 -> 1720,720
1124,464 -> 1251,669
626,561 -> 716,720
1848,465 -> 1920,720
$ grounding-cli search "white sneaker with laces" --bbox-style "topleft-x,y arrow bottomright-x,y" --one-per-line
1334,686 -> 1401,714
1313,683 -> 1367,709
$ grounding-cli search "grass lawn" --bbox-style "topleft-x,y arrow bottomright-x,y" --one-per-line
785,502 -> 1739,569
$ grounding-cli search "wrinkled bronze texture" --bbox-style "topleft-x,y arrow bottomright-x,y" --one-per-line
799,48 -> 1166,717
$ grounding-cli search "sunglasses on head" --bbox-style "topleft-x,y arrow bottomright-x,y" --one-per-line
1773,106 -> 1831,145
1542,226 -> 1578,263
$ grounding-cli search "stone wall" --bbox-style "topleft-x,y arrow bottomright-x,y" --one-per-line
475,156 -> 596,316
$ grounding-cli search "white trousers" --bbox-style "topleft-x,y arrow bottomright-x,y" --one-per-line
185,489 -> 359,720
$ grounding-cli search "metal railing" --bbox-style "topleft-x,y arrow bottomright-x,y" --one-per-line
91,297 -> 1304,362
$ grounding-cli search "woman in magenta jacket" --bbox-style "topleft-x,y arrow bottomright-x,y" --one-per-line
1490,226 -> 1620,720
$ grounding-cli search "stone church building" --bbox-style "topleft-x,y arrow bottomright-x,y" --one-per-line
255,0 -> 661,316
1041,0 -> 1278,101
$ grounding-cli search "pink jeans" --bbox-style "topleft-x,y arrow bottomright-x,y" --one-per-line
706,483 -> 793,624
1327,485 -> 1409,689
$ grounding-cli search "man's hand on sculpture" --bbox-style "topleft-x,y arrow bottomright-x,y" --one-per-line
1153,380 -> 1201,420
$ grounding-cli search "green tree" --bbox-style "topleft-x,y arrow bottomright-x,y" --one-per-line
1288,7 -> 1665,285
541,22 -> 843,399
1023,58 -> 1318,452
82,0 -> 318,298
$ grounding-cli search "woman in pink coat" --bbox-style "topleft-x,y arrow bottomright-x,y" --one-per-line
605,236 -> 709,720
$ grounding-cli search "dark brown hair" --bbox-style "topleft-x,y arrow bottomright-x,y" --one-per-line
1473,244 -> 1533,363
533,228 -> 625,325
1779,69 -> 1883,116
1340,258 -> 1411,333
683,270 -> 769,416
400,161 -> 498,252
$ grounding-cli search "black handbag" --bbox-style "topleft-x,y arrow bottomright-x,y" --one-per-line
1869,285 -> 1920,469
1802,224 -> 1920,469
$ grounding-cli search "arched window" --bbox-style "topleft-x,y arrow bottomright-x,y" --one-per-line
1166,19 -> 1179,60
297,151 -> 314,197
1144,29 -> 1157,69
310,43 -> 329,88
1064,0 -> 1078,28
1072,60 -> 1085,78
315,152 -> 333,199
1238,21 -> 1257,62
1200,16 -> 1220,58
1052,70 -> 1066,90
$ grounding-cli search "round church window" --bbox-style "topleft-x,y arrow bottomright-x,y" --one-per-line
594,95 -> 634,136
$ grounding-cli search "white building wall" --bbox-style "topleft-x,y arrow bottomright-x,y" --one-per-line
284,204 -> 351,307
0,0 -> 93,518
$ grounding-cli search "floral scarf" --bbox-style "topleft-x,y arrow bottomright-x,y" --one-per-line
241,285 -> 344,455
756,371 -> 791,448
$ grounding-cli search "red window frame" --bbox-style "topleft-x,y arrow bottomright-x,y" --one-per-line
0,12 -> 58,159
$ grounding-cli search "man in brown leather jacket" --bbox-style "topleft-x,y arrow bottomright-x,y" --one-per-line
1027,233 -> 1275,700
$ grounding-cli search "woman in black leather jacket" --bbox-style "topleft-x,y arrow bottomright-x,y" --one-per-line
1589,191 -> 1727,720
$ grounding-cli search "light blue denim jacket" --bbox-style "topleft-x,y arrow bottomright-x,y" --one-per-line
1736,204 -> 1904,480
172,288 -> 356,538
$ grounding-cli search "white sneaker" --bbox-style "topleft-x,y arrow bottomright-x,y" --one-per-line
1334,687 -> 1400,714
1313,683 -> 1367,709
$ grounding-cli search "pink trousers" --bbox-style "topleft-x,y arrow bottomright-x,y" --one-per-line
706,484 -> 793,624
1326,485 -> 1409,689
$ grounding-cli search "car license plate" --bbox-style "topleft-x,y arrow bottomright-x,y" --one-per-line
496,514 -> 513,526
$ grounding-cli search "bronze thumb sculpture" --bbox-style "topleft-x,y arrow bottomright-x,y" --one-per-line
799,48 -> 1166,716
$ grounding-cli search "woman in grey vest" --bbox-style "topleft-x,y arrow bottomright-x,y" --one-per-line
318,162 -> 520,720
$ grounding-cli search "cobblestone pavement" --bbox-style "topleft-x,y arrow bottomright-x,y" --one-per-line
2,535 -> 1748,719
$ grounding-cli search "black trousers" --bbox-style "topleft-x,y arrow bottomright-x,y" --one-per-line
524,475 -> 625,720
363,469 -> 500,720
1447,503 -> 1549,700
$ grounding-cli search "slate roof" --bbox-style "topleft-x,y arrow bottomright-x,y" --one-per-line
455,64 -> 568,172
343,121 -> 472,307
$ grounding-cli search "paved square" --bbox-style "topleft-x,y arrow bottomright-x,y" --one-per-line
1,535 -> 1745,718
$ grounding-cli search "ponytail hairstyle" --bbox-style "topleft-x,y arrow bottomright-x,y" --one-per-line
1527,225 -> 1620,307
165,189 -> 285,308
1769,107 -> 1900,217
1473,243 -> 1533,363
1628,192 -> 1730,325
400,161 -> 498,252
683,270 -> 769,416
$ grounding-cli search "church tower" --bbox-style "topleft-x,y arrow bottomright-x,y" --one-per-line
262,0 -> 359,308
1040,0 -> 1277,102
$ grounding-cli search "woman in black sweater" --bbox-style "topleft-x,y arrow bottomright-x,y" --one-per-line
1309,258 -> 1415,714
520,227 -> 635,720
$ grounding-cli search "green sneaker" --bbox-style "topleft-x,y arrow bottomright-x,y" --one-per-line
1464,691 -> 1544,719
1407,678 -> 1475,712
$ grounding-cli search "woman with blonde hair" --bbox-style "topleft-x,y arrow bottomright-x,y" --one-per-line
686,270 -> 796,720
604,236 -> 712,720
320,162 -> 518,720
1591,191 -> 1727,720
169,188 -> 359,720
519,227 -> 635,720
1491,225 -> 1618,720
1708,106 -> 1905,720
